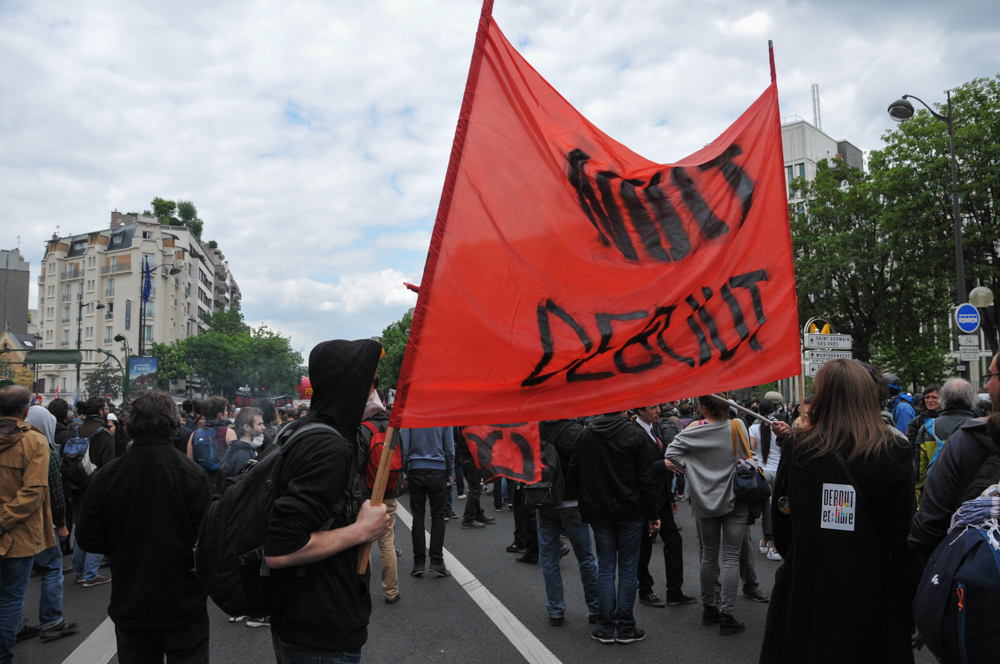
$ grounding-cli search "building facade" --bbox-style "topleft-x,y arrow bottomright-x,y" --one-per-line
34,212 -> 241,401
0,249 -> 31,335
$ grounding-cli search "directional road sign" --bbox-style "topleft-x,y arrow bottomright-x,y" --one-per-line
803,334 -> 852,350
955,304 -> 981,334
804,363 -> 825,377
959,347 -> 980,362
803,350 -> 853,361
958,334 -> 979,346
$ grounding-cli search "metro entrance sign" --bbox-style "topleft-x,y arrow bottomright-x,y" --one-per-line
803,333 -> 853,350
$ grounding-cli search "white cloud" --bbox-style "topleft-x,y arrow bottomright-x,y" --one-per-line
3,0 -> 998,358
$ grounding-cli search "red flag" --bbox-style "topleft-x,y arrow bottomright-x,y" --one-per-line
390,3 -> 798,429
460,422 -> 542,484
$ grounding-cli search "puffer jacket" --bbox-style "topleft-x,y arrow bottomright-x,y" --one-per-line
914,407 -> 976,505
0,417 -> 56,558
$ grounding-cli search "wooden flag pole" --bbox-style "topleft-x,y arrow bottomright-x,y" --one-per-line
357,426 -> 397,574
705,393 -> 772,425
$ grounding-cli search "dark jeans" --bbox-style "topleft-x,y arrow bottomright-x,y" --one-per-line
511,484 -> 537,557
115,613 -> 209,664
408,468 -> 448,565
458,454 -> 484,523
272,632 -> 361,664
0,557 -> 33,664
637,503 -> 684,594
537,506 -> 598,619
591,521 -> 643,636
492,479 -> 504,509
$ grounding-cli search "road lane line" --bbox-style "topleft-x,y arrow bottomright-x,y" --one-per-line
396,505 -> 563,664
61,616 -> 116,664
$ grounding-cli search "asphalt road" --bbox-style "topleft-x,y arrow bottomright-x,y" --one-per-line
16,492 -> 936,664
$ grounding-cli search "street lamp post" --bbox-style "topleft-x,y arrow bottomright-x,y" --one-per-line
888,91 -> 966,378
115,334 -> 132,409
76,297 -> 105,404
31,333 -> 41,395
138,258 -> 182,356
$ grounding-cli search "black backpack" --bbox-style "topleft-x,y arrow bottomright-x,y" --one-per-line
193,423 -> 355,617
524,443 -> 565,511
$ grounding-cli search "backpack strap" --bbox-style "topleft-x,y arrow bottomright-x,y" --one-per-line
361,421 -> 379,436
924,419 -> 945,470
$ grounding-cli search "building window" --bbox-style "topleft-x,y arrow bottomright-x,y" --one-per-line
797,163 -> 805,179
106,278 -> 114,297
144,301 -> 154,317
105,326 -> 113,343
62,331 -> 69,346
63,307 -> 70,323
144,326 -> 153,343
142,231 -> 154,239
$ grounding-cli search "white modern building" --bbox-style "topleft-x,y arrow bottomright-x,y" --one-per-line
34,211 -> 241,401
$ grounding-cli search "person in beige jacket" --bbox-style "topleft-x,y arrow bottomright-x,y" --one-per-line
0,384 -> 55,664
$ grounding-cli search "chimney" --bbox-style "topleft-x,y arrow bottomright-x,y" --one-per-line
811,84 -> 822,132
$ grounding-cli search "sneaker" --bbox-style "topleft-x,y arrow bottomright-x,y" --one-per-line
515,555 -> 538,564
39,621 -> 79,642
385,593 -> 401,604
616,627 -> 646,644
427,563 -> 451,578
395,548 -> 402,557
702,604 -> 721,626
591,629 -> 615,644
456,493 -> 466,499
461,520 -> 485,529
743,586 -> 770,603
228,616 -> 246,623
506,544 -> 526,553
246,617 -> 270,627
767,548 -> 783,561
719,612 -> 745,636
475,515 -> 496,525
15,621 -> 40,643
666,591 -> 697,606
759,539 -> 770,554
82,575 -> 111,587
638,592 -> 665,608
411,564 -> 425,577
445,511 -> 458,520
494,506 -> 504,512
548,615 -> 563,626
74,575 -> 84,584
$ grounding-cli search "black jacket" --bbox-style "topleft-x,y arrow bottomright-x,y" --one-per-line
761,436 -> 921,663
909,417 -> 999,561
567,414 -> 659,525
76,435 -> 212,628
540,419 -> 583,501
53,421 -> 70,451
633,420 -> 675,511
264,338 -> 382,652
77,416 -> 115,470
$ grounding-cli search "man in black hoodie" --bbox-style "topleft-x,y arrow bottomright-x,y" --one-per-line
567,411 -> 660,645
77,390 -> 213,663
264,339 -> 390,662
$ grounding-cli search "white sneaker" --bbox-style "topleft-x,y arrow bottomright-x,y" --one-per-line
228,616 -> 246,623
759,540 -> 769,554
767,548 -> 782,561
246,617 -> 270,627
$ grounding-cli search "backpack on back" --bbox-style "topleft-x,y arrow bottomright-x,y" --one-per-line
362,421 -> 401,491
193,422 -> 351,617
192,423 -> 227,472
524,443 -> 565,511
61,425 -> 103,489
913,523 -> 1000,663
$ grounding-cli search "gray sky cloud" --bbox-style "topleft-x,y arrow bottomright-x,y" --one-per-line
2,0 -> 997,356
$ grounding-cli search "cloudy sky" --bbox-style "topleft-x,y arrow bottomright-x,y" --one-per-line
3,0 -> 998,357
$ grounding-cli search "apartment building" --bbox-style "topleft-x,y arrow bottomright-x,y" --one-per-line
34,211 -> 241,399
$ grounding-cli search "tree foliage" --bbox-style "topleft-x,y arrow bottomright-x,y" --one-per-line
85,363 -> 124,401
377,310 -> 413,393
151,197 -> 176,220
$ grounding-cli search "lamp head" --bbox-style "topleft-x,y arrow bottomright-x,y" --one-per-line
95,302 -> 105,310
969,286 -> 995,309
169,267 -> 182,275
888,97 -> 915,122
114,334 -> 126,343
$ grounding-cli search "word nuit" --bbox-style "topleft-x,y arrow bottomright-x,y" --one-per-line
522,269 -> 768,387
568,144 -> 754,264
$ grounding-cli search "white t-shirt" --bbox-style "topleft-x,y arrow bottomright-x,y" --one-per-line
749,421 -> 782,475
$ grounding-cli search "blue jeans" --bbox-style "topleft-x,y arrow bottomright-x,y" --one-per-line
273,632 -> 361,663
72,541 -> 101,582
537,506 -> 598,619
33,528 -> 65,629
591,521 -> 643,636
0,557 -> 34,664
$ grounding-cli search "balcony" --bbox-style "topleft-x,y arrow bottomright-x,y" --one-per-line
61,341 -> 69,347
100,262 -> 131,275
62,294 -> 72,302
105,312 -> 113,320
61,270 -> 82,280
105,288 -> 115,298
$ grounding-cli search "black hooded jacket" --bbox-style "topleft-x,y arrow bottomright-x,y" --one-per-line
265,339 -> 382,652
566,414 -> 659,525
540,419 -> 583,501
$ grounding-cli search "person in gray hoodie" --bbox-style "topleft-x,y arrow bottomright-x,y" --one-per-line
664,396 -> 750,636
400,427 -> 454,578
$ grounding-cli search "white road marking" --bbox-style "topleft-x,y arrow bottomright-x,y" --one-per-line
396,505 -> 563,664
61,616 -> 116,664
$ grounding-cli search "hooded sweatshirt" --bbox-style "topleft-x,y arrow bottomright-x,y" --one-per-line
566,414 -> 659,525
265,339 -> 382,653
25,406 -> 66,530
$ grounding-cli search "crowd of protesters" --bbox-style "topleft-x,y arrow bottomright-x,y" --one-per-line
1,345 -> 999,663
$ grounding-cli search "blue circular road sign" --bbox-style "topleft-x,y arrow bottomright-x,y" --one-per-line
955,303 -> 981,334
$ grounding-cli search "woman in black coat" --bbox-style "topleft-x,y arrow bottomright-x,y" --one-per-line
760,359 -> 923,664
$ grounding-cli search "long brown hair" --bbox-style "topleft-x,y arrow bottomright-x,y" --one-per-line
791,359 -> 895,464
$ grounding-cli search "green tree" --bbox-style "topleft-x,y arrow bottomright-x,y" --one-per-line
85,363 -> 124,401
177,200 -> 197,223
244,325 -> 304,397
151,197 -> 177,220
377,310 -> 413,393
150,340 -> 192,389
